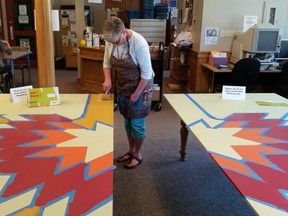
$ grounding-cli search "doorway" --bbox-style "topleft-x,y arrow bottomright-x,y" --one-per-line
5,0 -> 37,66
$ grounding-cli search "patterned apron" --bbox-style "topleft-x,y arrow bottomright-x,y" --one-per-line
110,42 -> 153,118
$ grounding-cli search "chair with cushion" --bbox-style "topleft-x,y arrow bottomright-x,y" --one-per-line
274,61 -> 288,98
229,57 -> 261,91
215,58 -> 261,93
11,46 -> 30,86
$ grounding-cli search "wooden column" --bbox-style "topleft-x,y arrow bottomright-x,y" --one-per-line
75,0 -> 84,79
35,0 -> 55,87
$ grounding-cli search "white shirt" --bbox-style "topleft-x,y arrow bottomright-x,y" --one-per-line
103,30 -> 154,80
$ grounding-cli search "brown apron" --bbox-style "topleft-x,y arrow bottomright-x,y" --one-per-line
110,42 -> 153,118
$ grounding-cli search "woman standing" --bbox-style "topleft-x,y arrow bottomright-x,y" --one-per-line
102,17 -> 154,169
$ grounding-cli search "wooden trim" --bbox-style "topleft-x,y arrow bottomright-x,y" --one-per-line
105,0 -> 140,10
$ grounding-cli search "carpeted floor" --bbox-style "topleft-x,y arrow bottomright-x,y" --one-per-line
16,68 -> 256,216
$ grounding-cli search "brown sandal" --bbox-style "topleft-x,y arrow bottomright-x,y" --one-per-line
123,156 -> 143,169
116,152 -> 133,163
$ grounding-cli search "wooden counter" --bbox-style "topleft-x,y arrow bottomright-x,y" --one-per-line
79,46 -> 115,94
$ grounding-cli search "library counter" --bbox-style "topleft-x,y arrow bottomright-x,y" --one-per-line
79,46 -> 116,94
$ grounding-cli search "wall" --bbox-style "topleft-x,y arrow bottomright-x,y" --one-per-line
177,0 -> 288,52
53,0 -> 106,57
176,0 -> 203,51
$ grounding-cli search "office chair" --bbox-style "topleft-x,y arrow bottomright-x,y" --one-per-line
274,61 -> 288,98
229,58 -> 261,91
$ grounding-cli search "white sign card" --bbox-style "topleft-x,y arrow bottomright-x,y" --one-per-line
222,85 -> 246,101
52,10 -> 60,31
243,15 -> 258,32
88,0 -> 102,3
10,85 -> 33,103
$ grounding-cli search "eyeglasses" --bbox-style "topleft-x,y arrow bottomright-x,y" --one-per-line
112,34 -> 123,45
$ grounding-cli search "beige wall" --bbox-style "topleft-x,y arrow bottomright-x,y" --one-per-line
3,0 -> 287,55
178,0 -> 288,52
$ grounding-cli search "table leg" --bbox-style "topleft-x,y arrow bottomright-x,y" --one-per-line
211,73 -> 215,93
180,120 -> 188,161
10,60 -> 15,87
26,54 -> 31,84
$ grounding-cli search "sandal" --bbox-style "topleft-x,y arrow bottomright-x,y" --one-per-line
116,152 -> 133,163
123,156 -> 143,169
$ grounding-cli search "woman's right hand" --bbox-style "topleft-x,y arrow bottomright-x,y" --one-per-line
2,40 -> 11,48
103,79 -> 112,94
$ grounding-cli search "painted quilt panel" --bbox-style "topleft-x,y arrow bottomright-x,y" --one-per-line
0,94 -> 114,215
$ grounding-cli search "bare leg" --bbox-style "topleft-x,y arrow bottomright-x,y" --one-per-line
116,136 -> 134,163
133,138 -> 144,159
124,138 -> 144,168
128,136 -> 134,153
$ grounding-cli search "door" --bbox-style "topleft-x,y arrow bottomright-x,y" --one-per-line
0,3 -> 4,39
5,0 -> 37,67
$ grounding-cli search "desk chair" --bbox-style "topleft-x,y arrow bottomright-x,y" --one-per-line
11,46 -> 31,86
0,66 -> 13,93
274,61 -> 288,98
229,58 -> 261,91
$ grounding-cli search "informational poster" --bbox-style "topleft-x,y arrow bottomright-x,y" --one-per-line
19,5 -> 27,15
62,35 -> 68,46
61,10 -> 69,28
243,15 -> 258,32
19,38 -> 31,51
18,15 -> 29,24
205,28 -> 218,44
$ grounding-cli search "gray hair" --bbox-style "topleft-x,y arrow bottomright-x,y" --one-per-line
102,17 -> 125,43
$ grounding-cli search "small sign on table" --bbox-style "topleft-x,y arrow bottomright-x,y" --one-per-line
222,85 -> 246,100
27,87 -> 60,107
10,85 -> 33,103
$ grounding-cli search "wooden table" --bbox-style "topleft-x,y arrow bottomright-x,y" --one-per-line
3,50 -> 32,86
0,94 -> 114,215
165,93 -> 288,215
202,63 -> 281,93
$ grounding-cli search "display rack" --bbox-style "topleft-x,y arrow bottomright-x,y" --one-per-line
151,42 -> 165,111
60,5 -> 93,69
169,44 -> 189,90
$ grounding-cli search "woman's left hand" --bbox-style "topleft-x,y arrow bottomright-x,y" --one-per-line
130,92 -> 140,104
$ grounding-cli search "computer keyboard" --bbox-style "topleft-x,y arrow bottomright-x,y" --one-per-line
259,59 -> 272,63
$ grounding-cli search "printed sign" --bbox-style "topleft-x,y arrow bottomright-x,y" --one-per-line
222,85 -> 246,100
28,87 -> 60,107
10,85 -> 33,103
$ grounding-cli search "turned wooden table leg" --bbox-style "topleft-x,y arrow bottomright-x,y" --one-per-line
180,120 -> 188,161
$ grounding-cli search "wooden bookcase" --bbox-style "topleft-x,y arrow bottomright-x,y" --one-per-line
60,5 -> 93,69
169,44 -> 189,90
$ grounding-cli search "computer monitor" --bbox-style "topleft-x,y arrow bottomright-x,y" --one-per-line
230,24 -> 280,63
275,39 -> 288,60
234,24 -> 279,53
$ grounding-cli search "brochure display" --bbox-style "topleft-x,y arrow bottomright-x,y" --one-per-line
27,87 -> 60,107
